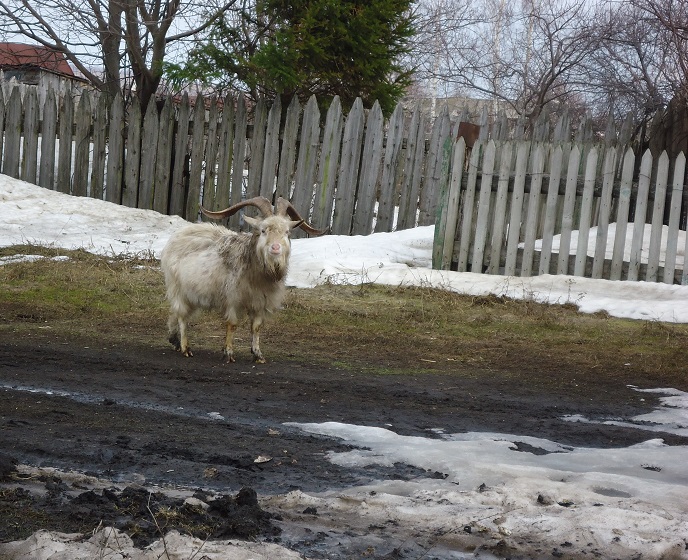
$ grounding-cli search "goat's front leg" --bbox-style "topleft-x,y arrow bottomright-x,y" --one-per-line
250,316 -> 266,364
223,322 -> 237,363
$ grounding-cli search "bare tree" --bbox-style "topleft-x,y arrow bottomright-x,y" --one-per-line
414,0 -> 609,130
0,0 -> 238,109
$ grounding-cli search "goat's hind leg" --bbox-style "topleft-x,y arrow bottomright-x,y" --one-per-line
168,313 -> 193,357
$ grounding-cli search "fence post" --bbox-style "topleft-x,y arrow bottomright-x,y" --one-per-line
56,91 -> 74,194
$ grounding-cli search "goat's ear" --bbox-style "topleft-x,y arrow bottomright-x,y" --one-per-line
244,215 -> 261,229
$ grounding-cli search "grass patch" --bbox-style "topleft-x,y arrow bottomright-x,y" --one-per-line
1,248 -> 687,388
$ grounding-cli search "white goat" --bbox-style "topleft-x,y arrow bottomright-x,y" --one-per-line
161,196 -> 324,363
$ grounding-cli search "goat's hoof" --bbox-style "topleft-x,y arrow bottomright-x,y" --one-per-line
168,334 -> 181,351
253,355 -> 266,364
223,351 -> 235,363
182,349 -> 194,357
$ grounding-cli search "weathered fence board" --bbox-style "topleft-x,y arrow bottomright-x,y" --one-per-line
21,87 -> 39,184
122,97 -> 142,207
4,88 -> 21,178
312,95 -> 342,231
292,95 -> 320,238
105,93 -> 124,204
352,100 -> 384,236
332,98 -> 365,235
72,92 -> 92,197
57,92 -> 73,194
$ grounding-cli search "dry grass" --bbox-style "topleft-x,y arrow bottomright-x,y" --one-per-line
1,246 -> 687,388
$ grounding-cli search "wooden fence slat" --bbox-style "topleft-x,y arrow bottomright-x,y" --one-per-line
663,152 -> 685,283
0,87 -> 5,173
105,93 -> 124,204
503,142 -> 530,275
260,95 -> 281,200
169,93 -> 191,216
397,104 -> 425,231
201,97 -> 221,211
419,105 -> 451,226
591,147 -> 618,278
627,150 -> 653,281
486,142 -> 512,274
456,140 -> 483,271
435,137 -> 465,270
246,97 -> 267,201
186,95 -> 206,221
573,147 -> 598,277
72,91 -> 92,197
375,102 -> 404,233
276,96 -> 300,203
539,145 -> 564,274
646,151 -> 669,281
229,94 -> 248,229
521,143 -> 546,276
153,97 -> 174,214
556,146 -> 581,275
214,94 -> 235,210
610,148 -> 635,280
90,93 -> 108,199
352,100 -> 384,235
122,97 -> 142,208
332,98 -> 365,235
292,95 -> 321,237
471,140 -> 497,272
39,88 -> 57,190
21,87 -> 39,184
312,96 -> 343,232
3,88 -> 22,178
56,91 -> 74,193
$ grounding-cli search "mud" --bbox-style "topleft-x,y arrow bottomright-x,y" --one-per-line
1,331 -> 686,556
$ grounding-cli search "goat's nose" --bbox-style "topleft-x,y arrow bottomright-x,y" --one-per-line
270,242 -> 282,254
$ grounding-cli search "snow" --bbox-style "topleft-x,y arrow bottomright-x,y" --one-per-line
1,174 -> 687,559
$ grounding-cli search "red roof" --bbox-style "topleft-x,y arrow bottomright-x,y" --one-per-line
0,42 -> 74,76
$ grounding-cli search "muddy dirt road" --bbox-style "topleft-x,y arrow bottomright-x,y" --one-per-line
1,331 -> 686,558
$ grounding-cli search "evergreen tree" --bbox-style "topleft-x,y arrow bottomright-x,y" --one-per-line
165,0 -> 415,114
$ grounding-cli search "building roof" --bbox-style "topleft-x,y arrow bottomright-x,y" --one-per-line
0,42 -> 74,77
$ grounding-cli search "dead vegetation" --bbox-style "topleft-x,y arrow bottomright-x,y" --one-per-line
1,246 -> 687,390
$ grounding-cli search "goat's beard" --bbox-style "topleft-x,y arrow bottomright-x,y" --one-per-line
262,251 -> 289,282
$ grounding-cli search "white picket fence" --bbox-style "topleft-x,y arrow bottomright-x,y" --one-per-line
433,139 -> 688,285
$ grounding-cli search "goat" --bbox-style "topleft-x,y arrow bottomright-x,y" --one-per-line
160,196 -> 324,364
456,121 -> 481,170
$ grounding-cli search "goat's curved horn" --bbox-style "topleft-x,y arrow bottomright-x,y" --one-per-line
201,196 -> 274,220
275,197 -> 327,236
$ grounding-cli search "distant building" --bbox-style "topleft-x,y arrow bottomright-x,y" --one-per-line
0,42 -> 79,83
